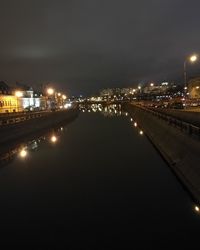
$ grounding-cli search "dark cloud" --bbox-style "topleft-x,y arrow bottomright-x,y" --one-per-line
0,0 -> 200,95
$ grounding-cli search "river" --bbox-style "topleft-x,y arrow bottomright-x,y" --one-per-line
0,104 -> 199,248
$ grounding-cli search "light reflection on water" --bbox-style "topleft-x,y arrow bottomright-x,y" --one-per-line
79,103 -> 144,136
0,126 -> 65,168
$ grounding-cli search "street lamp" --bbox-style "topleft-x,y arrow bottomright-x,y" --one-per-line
46,88 -> 55,110
184,54 -> 198,89
62,95 -> 67,100
15,91 -> 23,98
47,88 -> 54,95
15,91 -> 23,112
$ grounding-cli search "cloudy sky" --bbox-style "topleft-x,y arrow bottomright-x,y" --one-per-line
0,0 -> 200,95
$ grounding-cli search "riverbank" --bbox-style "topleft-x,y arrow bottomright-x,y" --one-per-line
125,103 -> 200,204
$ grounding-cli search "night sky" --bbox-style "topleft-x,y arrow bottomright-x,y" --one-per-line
0,0 -> 200,95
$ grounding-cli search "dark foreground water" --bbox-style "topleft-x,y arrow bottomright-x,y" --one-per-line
0,105 -> 199,249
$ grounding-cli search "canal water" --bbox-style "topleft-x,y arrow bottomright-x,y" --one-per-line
0,104 -> 199,248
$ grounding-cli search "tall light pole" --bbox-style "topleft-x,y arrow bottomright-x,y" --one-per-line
184,54 -> 198,89
15,91 -> 23,112
46,88 -> 55,110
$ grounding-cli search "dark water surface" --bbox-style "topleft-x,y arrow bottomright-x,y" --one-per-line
0,105 -> 199,248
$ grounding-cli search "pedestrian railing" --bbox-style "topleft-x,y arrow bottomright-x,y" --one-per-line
0,111 -> 49,126
136,105 -> 200,139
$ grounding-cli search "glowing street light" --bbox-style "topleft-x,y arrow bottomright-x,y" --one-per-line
62,95 -> 67,100
47,88 -> 54,95
50,135 -> 57,143
139,130 -> 143,135
150,83 -> 154,87
19,148 -> 28,158
195,205 -> 200,213
190,55 -> 197,62
184,54 -> 198,89
15,91 -> 23,112
15,91 -> 23,98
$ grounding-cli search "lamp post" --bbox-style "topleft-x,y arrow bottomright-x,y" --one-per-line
184,54 -> 198,89
15,91 -> 23,112
183,54 -> 198,108
46,88 -> 55,110
62,95 -> 67,107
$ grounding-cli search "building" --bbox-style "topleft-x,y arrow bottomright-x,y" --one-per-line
188,77 -> 200,99
0,82 -> 47,113
0,95 -> 19,113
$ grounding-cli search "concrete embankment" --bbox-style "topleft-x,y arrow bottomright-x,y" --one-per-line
125,103 -> 200,204
0,108 -> 79,151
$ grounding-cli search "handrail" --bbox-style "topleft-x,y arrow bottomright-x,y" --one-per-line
135,105 -> 200,138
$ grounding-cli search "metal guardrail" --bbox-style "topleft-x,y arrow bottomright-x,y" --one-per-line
137,105 -> 200,139
0,111 -> 50,127
0,105 -> 78,127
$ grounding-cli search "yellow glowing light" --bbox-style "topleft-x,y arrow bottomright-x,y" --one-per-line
51,135 -> 57,143
190,55 -> 197,62
150,83 -> 154,87
134,122 -> 137,127
62,95 -> 67,100
139,130 -> 143,135
138,86 -> 141,90
19,149 -> 27,158
15,91 -> 23,98
195,206 -> 200,212
130,118 -> 133,122
47,88 -> 54,95
58,93 -> 61,96
196,86 -> 200,89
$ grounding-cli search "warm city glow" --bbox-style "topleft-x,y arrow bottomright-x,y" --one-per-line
62,95 -> 67,100
138,86 -> 141,90
195,206 -> 200,213
134,122 -> 137,127
58,93 -> 61,96
196,86 -> 200,89
130,118 -> 133,122
19,149 -> 27,158
15,91 -> 23,98
150,83 -> 154,87
47,88 -> 54,95
50,135 -> 57,143
139,130 -> 143,135
190,55 -> 197,62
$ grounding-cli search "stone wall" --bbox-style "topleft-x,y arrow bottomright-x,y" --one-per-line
125,103 -> 200,203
